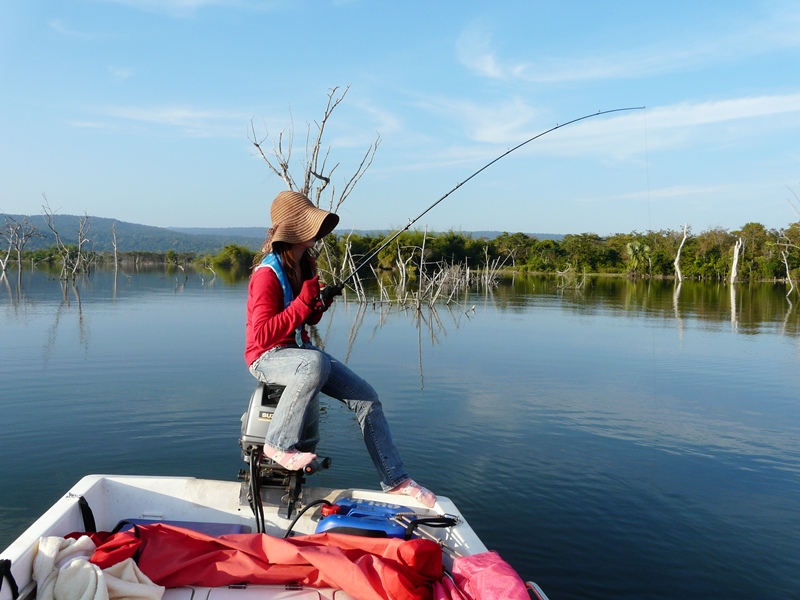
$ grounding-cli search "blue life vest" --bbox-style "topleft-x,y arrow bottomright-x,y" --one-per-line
256,252 -> 294,309
256,252 -> 302,344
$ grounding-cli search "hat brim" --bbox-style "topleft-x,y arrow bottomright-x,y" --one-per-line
271,208 -> 339,244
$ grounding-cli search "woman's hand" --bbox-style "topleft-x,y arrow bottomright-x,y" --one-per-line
298,276 -> 322,309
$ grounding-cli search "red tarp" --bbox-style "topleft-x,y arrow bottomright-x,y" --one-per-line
90,523 -> 443,600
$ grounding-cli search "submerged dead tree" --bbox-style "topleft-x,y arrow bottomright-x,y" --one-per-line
42,200 -> 93,281
1,216 -> 41,272
674,224 -> 689,282
730,237 -> 743,283
778,186 -> 800,298
249,85 -> 380,216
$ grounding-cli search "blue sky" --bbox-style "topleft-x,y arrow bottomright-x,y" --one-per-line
2,1 -> 800,236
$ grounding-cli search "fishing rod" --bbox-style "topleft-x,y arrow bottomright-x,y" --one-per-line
322,105 -> 645,299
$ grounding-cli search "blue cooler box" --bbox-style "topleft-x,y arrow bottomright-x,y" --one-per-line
314,498 -> 410,538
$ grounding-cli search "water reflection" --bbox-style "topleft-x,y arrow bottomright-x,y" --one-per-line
3,270 -> 799,379
309,290 -> 474,389
496,275 -> 800,337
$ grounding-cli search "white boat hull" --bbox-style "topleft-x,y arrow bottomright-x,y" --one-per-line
1,475 -> 489,600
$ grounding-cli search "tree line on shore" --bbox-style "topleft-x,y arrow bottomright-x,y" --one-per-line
223,221 -> 800,283
5,212 -> 799,285
325,222 -> 799,283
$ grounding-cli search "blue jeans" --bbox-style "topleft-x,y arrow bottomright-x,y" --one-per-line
249,345 -> 409,490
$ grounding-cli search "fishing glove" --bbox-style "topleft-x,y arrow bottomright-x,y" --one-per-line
298,276 -> 323,311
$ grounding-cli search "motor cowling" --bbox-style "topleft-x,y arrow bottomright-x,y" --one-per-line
239,383 -> 320,460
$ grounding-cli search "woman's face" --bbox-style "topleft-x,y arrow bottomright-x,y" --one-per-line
294,237 -> 316,251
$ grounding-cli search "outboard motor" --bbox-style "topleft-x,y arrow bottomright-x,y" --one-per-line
239,383 -> 331,522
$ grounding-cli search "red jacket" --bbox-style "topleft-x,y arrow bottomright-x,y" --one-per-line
245,267 -> 324,366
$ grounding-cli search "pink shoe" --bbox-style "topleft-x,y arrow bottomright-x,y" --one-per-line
388,479 -> 437,508
262,444 -> 317,471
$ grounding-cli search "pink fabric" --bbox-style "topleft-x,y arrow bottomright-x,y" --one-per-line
432,576 -> 468,600
450,551 -> 529,600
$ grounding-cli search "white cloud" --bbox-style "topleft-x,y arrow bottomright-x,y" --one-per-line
396,91 -> 800,175
647,94 -> 800,129
455,22 -> 512,80
457,7 -> 800,84
511,93 -> 800,161
96,0 -> 286,17
94,105 -> 249,138
48,19 -> 115,40
69,120 -> 120,131
414,95 -> 541,145
625,184 -> 729,201
109,65 -> 134,81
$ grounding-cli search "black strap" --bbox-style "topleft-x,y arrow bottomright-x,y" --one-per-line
0,559 -> 20,600
403,516 -> 459,540
110,519 -> 135,534
108,521 -> 143,563
77,496 -> 96,533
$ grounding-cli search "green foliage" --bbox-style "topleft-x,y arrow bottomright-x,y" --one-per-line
494,232 -> 535,265
561,233 -> 621,272
13,219 -> 800,283
526,239 -> 565,272
209,244 -> 256,272
313,223 -> 800,283
625,241 -> 651,276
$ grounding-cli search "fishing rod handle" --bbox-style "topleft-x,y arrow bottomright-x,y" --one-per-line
320,282 -> 344,301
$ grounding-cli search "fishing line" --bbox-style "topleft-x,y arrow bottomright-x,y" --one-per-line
324,105 -> 646,296
642,108 -> 659,408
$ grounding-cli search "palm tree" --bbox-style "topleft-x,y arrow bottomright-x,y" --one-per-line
625,241 -> 651,277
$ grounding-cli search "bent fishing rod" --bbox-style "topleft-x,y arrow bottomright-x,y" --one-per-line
322,105 -> 645,299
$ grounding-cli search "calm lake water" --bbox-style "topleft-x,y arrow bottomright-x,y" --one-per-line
2,268 -> 799,599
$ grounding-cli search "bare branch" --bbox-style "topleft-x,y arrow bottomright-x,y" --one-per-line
304,86 -> 349,199
250,86 -> 379,226
42,198 -> 92,280
331,134 -> 380,213
249,119 -> 297,190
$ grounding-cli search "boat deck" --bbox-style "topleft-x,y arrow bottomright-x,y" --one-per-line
1,475 -> 487,600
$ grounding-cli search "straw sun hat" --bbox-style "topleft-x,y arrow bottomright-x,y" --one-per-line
269,191 -> 339,244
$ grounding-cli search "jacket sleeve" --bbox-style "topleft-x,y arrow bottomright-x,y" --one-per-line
247,268 -> 315,352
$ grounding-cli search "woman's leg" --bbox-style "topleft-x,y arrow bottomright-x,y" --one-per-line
318,350 -> 410,490
250,347 -> 330,451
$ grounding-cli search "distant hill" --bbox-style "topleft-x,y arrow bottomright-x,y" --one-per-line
1,214 -> 265,254
2,214 -> 563,254
167,226 -> 268,240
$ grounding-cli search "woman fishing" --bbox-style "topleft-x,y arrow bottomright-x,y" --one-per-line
245,190 -> 436,508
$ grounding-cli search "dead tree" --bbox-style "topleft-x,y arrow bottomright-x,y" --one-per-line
730,237 -> 743,283
674,224 -> 689,282
781,251 -> 796,297
778,229 -> 798,298
111,222 -> 119,271
249,85 -> 380,215
2,216 -> 41,272
0,222 -> 12,272
42,199 -> 92,281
